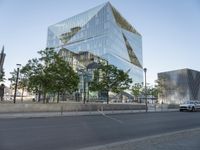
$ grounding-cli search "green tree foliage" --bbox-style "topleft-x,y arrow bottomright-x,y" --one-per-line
21,58 -> 45,102
131,83 -> 143,102
0,70 -> 5,82
19,66 -> 32,102
8,69 -> 18,90
155,77 -> 167,104
9,68 -> 26,101
131,82 -> 159,103
44,54 -> 79,103
18,48 -> 79,103
144,86 -> 159,103
89,62 -> 132,104
149,87 -> 159,99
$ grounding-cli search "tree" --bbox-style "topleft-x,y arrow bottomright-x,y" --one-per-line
20,48 -> 79,103
18,68 -> 30,102
21,58 -> 44,102
155,77 -> 167,104
8,69 -> 18,100
9,68 -> 26,102
44,54 -> 79,103
131,83 -> 143,102
18,78 -> 28,102
143,86 -> 159,103
89,62 -> 132,104
20,48 -> 59,103
0,70 -> 5,82
149,86 -> 159,102
8,69 -> 17,87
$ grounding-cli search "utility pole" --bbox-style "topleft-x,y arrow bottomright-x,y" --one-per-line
83,73 -> 86,104
144,68 -> 147,112
13,64 -> 21,103
80,69 -> 87,104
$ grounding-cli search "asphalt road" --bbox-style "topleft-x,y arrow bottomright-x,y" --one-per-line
0,112 -> 200,150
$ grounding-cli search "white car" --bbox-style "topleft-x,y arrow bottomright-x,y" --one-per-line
179,101 -> 200,112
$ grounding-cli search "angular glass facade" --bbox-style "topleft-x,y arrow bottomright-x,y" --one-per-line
47,2 -> 143,84
158,69 -> 200,104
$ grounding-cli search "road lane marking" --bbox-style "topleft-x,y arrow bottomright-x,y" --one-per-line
97,110 -> 123,124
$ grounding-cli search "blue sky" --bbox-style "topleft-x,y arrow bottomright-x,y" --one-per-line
0,0 -> 200,86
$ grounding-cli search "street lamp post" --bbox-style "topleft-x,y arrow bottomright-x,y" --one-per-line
144,68 -> 147,112
13,64 -> 21,103
100,59 -> 109,104
79,69 -> 88,104
83,74 -> 86,104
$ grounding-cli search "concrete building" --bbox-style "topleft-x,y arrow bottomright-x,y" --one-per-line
158,68 -> 200,104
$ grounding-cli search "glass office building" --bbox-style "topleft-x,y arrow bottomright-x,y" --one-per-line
47,2 -> 143,84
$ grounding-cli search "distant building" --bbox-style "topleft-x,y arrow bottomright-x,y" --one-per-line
0,46 -> 6,74
158,69 -> 200,104
0,45 -> 6,99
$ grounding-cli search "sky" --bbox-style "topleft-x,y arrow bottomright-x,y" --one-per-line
0,0 -> 200,86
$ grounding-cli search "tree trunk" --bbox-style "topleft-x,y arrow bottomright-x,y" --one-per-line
43,92 -> 46,104
57,92 -> 60,103
136,96 -> 139,103
120,92 -> 123,101
38,92 -> 41,102
106,90 -> 109,104
61,93 -> 65,101
53,93 -> 55,102
21,87 -> 24,102
46,94 -> 49,103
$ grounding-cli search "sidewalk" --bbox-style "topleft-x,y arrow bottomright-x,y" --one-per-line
0,108 -> 178,119
81,127 -> 200,150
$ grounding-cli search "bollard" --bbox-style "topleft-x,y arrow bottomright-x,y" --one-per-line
101,106 -> 103,112
60,106 -> 63,116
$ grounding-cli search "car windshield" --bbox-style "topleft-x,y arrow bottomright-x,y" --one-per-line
184,101 -> 194,104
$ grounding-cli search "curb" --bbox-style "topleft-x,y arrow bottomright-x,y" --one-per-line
0,109 -> 178,119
